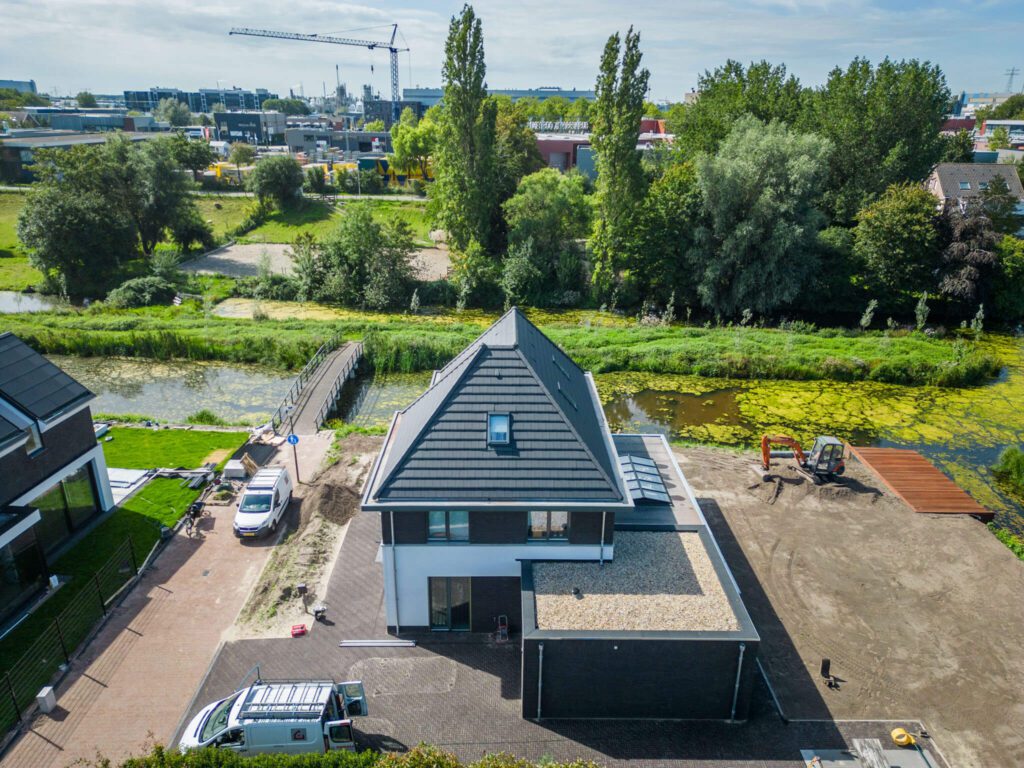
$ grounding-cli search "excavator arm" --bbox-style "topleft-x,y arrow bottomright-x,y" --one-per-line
761,434 -> 806,471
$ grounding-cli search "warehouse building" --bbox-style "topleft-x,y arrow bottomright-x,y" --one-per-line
123,86 -> 278,113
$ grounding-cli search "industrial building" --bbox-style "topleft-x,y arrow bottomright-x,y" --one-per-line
361,308 -> 759,721
0,79 -> 37,94
214,111 -> 286,145
403,85 -> 595,109
0,131 -> 158,182
123,86 -> 278,113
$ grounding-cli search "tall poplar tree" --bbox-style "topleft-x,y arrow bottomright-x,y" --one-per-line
432,4 -> 498,254
589,27 -> 649,296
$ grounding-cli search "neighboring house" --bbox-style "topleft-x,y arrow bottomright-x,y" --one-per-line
0,333 -> 114,625
361,308 -> 759,720
926,163 -> 1024,211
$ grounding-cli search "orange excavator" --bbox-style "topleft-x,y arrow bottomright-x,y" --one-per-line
760,434 -> 846,483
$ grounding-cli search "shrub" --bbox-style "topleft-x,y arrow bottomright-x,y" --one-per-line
106,277 -> 177,308
186,409 -> 228,426
993,446 -> 1024,497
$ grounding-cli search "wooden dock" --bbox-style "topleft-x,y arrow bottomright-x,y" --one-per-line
847,446 -> 992,520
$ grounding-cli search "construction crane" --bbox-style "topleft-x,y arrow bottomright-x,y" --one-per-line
229,25 -> 408,122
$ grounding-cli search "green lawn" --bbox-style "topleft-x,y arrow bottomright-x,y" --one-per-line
0,478 -> 197,675
195,196 -> 250,241
100,426 -> 247,470
0,191 -> 41,290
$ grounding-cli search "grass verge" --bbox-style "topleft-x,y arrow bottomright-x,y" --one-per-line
0,479 -> 197,671
100,426 -> 247,470
988,523 -> 1024,561
4,304 -> 1003,386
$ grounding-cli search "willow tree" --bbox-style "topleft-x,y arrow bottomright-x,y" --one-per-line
589,26 -> 649,297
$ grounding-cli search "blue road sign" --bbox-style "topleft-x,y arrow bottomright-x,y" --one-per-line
287,434 -> 299,445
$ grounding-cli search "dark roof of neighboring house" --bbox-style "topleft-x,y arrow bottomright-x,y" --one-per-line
0,414 -> 21,451
933,163 -> 1024,200
0,333 -> 93,422
365,308 -> 629,507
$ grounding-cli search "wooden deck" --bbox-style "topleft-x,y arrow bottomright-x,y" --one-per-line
847,446 -> 992,520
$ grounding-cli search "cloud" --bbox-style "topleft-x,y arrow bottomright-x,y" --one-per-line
0,0 -> 1021,98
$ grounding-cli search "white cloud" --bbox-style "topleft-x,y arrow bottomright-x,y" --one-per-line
0,0 -> 1021,99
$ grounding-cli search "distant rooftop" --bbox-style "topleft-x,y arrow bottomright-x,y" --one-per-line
0,131 -> 158,149
532,530 -> 740,632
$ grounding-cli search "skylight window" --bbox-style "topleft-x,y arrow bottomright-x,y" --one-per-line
487,413 -> 510,445
618,454 -> 671,503
959,181 -> 971,190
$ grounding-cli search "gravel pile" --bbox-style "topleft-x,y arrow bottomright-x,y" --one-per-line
532,531 -> 739,632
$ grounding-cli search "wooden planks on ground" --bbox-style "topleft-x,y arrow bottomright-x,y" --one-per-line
847,446 -> 992,520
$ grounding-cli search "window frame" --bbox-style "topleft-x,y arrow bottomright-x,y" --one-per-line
24,423 -> 43,456
427,510 -> 469,542
486,412 -> 511,446
527,510 -> 570,542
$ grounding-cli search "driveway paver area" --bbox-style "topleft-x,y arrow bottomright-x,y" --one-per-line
0,498 -> 275,767
182,439 -> 951,768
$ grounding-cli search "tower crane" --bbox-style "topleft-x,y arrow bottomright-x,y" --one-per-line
229,25 -> 408,122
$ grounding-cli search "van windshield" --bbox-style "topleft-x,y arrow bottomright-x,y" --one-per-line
201,693 -> 240,743
239,494 -> 273,513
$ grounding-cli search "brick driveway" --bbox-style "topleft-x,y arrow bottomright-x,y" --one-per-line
182,511 -> 949,767
0,502 -> 277,768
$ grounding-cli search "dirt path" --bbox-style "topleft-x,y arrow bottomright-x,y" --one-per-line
677,446 -> 1024,767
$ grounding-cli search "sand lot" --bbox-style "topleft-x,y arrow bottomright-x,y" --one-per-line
678,447 -> 1024,768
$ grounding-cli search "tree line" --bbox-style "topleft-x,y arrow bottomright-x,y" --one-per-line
425,4 -> 1024,324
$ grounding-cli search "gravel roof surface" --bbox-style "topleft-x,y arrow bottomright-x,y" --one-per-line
532,531 -> 739,632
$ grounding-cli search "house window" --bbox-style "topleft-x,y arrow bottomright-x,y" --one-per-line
428,510 -> 469,541
487,413 -> 510,445
979,182 -> 989,190
528,511 -> 569,541
959,181 -> 971,190
24,423 -> 42,456
429,577 -> 471,631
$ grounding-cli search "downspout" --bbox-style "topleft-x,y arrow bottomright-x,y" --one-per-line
599,511 -> 607,566
536,642 -> 544,720
729,642 -> 746,722
390,511 -> 400,635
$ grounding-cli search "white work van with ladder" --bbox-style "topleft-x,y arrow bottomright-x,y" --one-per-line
179,677 -> 368,756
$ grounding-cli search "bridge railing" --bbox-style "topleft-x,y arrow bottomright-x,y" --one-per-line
270,332 -> 342,434
311,341 -> 363,430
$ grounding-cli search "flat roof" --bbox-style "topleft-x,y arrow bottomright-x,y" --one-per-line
532,531 -> 739,632
1,132 -> 158,149
612,434 -> 702,526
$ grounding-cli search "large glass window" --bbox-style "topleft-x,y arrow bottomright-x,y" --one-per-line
429,577 -> 471,631
0,528 -> 47,622
428,510 -> 469,541
528,511 -> 570,541
29,464 -> 101,555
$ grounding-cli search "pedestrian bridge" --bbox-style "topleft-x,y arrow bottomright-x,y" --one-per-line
271,339 -> 363,436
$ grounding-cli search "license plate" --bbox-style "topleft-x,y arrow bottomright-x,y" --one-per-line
243,532 -> 256,537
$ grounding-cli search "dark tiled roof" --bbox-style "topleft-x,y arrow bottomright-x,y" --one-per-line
0,414 -> 21,451
369,308 -> 627,506
933,163 -> 1024,200
0,333 -> 93,421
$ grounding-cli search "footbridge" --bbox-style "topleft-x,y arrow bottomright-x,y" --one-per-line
270,337 -> 363,436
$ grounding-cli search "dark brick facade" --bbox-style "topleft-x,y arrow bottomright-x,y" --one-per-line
521,636 -> 759,720
0,408 -> 96,507
471,577 -> 522,633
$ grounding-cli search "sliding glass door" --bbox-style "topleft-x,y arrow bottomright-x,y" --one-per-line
428,577 -> 471,631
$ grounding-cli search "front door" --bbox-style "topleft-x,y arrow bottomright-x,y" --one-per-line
429,577 -> 470,631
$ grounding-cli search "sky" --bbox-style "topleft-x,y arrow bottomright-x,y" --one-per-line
1,0 -> 1023,101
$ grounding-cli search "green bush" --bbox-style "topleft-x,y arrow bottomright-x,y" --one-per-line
106,277 -> 178,308
993,446 -> 1024,497
186,409 -> 229,426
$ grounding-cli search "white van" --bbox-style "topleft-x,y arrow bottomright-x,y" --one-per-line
233,467 -> 293,538
179,678 -> 368,756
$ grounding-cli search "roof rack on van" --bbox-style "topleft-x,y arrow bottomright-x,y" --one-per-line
238,680 -> 334,721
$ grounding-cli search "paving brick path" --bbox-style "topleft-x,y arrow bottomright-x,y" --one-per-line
183,511 -> 948,767
0,500 -> 276,767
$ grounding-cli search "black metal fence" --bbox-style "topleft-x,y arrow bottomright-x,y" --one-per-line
0,537 -> 139,732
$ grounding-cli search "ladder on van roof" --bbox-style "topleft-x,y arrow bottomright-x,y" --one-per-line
238,681 -> 334,720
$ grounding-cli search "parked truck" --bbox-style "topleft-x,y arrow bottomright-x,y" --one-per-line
179,677 -> 368,756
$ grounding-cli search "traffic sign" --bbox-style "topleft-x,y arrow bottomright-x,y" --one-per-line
287,434 -> 299,445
